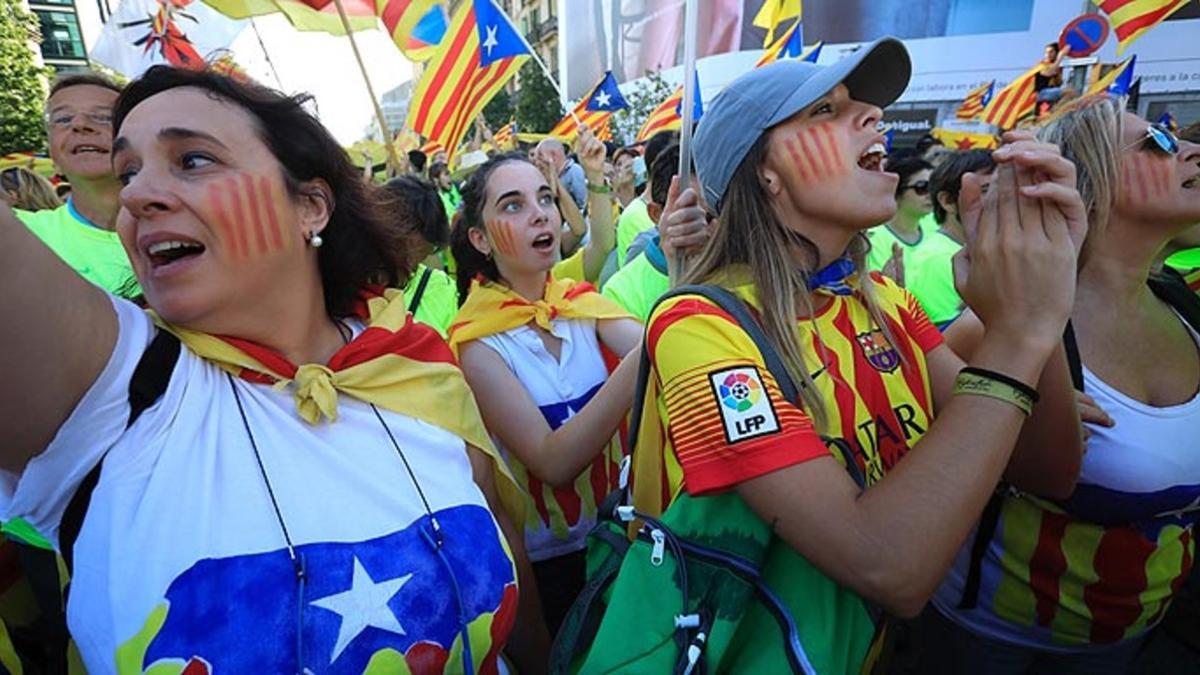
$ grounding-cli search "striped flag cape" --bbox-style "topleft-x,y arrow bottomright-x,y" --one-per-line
406,0 -> 529,163
548,71 -> 626,142
981,64 -> 1040,130
1085,55 -> 1137,97
493,120 -> 516,149
755,18 -> 821,67
1094,0 -> 1190,54
955,80 -> 995,120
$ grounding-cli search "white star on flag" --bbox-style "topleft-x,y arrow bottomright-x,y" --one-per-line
310,556 -> 413,664
482,24 -> 499,57
595,90 -> 612,108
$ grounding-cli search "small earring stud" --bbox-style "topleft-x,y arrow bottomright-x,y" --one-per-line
308,232 -> 324,248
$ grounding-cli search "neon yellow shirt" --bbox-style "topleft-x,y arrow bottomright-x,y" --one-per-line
865,212 -> 938,273
1167,247 -> 1200,272
601,240 -> 668,322
615,197 -> 654,267
403,264 -> 458,337
905,229 -> 964,327
16,200 -> 139,297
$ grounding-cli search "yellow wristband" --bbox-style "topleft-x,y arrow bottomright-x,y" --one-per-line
953,371 -> 1035,415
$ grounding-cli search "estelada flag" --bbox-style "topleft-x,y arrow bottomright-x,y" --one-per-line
955,80 -> 995,121
377,0 -> 444,61
1094,0 -> 1190,55
634,71 -> 703,143
548,71 -> 627,142
932,127 -> 999,150
493,120 -> 516,149
93,0 -> 247,77
406,0 -> 529,163
1085,55 -> 1137,97
755,17 -> 821,67
981,64 -> 1039,130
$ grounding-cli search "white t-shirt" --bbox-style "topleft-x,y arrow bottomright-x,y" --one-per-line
479,318 -> 622,562
0,296 -> 517,674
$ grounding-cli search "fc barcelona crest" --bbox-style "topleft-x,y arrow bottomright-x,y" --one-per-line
856,329 -> 900,373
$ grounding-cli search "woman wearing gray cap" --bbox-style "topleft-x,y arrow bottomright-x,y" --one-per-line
621,38 -> 1090,672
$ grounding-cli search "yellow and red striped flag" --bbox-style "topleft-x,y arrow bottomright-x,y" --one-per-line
548,71 -> 626,142
493,120 -> 516,149
406,0 -> 529,163
376,0 -> 443,60
1085,55 -> 1137,97
636,88 -> 683,142
955,80 -> 995,120
203,0 -> 378,34
981,65 -> 1040,130
1094,0 -> 1190,55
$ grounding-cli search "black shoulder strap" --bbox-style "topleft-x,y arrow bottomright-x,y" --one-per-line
1150,267 -> 1200,334
407,267 -> 434,313
60,331 -> 180,572
1063,320 -> 1085,392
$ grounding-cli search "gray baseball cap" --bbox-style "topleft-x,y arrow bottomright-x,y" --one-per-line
694,37 -> 912,210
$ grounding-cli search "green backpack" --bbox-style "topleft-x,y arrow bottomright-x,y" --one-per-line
549,285 -> 880,675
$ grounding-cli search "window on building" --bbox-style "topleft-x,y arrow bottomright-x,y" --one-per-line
35,10 -> 86,60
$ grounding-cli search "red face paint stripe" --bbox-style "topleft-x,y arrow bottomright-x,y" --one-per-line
794,130 -> 822,180
816,125 -> 846,176
1131,156 -> 1149,203
259,176 -> 286,251
224,176 -> 252,260
783,137 -> 810,181
241,174 -> 269,255
1152,158 -> 1172,197
207,182 -> 241,259
806,127 -> 835,177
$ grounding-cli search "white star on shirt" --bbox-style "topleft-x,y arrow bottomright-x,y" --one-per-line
482,25 -> 499,57
309,556 -> 413,665
594,90 -> 612,108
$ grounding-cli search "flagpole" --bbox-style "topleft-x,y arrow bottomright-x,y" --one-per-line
672,0 -> 699,287
331,0 -> 402,175
249,18 -> 286,90
509,5 -> 582,126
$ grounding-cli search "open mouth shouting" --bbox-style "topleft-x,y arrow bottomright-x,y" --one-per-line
858,142 -> 887,172
142,234 -> 206,276
531,231 -> 556,252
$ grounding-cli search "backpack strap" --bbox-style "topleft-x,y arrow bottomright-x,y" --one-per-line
407,267 -> 434,314
60,330 -> 180,573
1150,267 -> 1200,334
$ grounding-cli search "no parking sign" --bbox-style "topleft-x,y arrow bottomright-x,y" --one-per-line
1059,13 -> 1110,57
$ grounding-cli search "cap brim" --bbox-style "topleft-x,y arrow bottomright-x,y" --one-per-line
768,37 -> 911,128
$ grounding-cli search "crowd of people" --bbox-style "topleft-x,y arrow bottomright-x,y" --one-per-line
0,33 -> 1198,675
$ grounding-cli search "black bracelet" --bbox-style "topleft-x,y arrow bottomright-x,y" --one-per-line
960,366 -> 1039,403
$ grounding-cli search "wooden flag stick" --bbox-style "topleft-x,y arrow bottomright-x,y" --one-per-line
331,0 -> 402,175
672,0 -> 700,287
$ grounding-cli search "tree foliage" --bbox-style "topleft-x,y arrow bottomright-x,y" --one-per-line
515,59 -> 563,134
611,70 -> 674,144
0,0 -> 51,153
481,86 -> 513,130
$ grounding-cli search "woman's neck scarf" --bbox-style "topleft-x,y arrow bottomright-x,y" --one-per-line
152,287 -> 524,522
447,273 -> 632,356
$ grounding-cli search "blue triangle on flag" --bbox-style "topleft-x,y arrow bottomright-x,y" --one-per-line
412,4 -> 448,45
474,0 -> 529,67
1108,55 -> 1136,96
585,71 -> 628,112
980,81 -> 994,108
674,71 -> 703,121
802,42 -> 822,63
780,21 -> 804,58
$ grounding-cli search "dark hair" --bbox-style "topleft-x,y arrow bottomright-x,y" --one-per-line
929,149 -> 995,224
1046,42 -> 1060,55
428,161 -> 450,182
643,130 -> 679,178
887,156 -> 933,197
914,133 -> 942,155
112,66 -> 408,319
380,175 -> 449,268
613,146 -> 639,164
408,149 -> 427,173
649,143 -> 680,207
450,153 -> 544,303
48,71 -> 122,100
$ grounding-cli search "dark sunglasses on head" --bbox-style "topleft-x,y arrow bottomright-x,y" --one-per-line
904,180 -> 930,196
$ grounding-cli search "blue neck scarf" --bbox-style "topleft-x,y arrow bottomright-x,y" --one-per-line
807,257 -> 858,296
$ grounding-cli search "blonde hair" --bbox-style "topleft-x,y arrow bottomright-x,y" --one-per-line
1035,95 -> 1123,254
682,135 -> 895,429
1,167 -> 61,212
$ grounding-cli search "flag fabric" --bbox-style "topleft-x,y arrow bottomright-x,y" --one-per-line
93,0 -> 247,78
955,80 -> 995,120
1086,55 -> 1137,96
201,0 -> 378,34
420,140 -> 445,156
1094,0 -> 1190,55
636,88 -> 684,142
377,0 -> 443,61
674,70 -> 704,122
753,0 -> 802,47
406,0 -> 529,163
1158,111 -> 1178,132
932,127 -> 1000,150
547,71 -> 625,142
493,120 -> 516,149
754,18 -> 820,66
981,64 -> 1040,130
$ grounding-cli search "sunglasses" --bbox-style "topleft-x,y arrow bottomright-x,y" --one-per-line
1126,123 -> 1180,156
903,180 -> 930,196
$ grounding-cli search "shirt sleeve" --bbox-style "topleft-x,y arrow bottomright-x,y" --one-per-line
647,296 -> 830,496
0,295 -> 155,548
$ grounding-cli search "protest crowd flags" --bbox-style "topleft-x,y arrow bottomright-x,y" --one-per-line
377,0 -> 445,61
493,120 -> 517,149
755,18 -> 821,67
548,71 -> 627,142
1093,0 -> 1190,55
407,0 -> 529,163
980,64 -> 1040,130
1086,55 -> 1137,97
92,0 -> 248,78
955,80 -> 995,121
203,0 -> 378,33
932,128 -> 1000,150
635,71 -> 703,143
753,0 -> 801,47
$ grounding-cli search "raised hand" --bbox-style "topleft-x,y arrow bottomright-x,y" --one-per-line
658,175 -> 711,259
576,125 -> 606,178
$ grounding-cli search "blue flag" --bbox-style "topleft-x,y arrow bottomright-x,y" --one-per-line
802,42 -> 823,63
674,71 -> 704,121
1108,55 -> 1137,97
474,0 -> 529,67
779,21 -> 804,58
584,71 -> 628,112
1156,111 -> 1176,131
